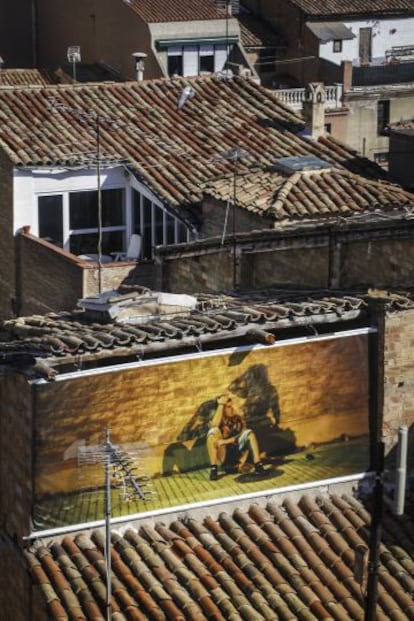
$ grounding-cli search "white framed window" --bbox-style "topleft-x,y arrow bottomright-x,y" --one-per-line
132,189 -> 191,259
166,44 -> 232,77
37,188 -> 126,256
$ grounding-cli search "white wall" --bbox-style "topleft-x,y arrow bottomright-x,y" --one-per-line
318,17 -> 414,66
13,166 -> 164,241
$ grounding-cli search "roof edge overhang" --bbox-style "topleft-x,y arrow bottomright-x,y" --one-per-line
25,471 -> 372,541
157,35 -> 239,48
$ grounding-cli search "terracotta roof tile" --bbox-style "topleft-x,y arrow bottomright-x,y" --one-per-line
2,288 -> 414,378
121,0 -> 229,23
0,69 -> 53,87
204,167 -> 414,224
287,0 -> 414,18
0,77 -> 386,211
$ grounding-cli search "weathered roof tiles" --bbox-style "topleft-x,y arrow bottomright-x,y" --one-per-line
204,167 -> 414,222
26,493 -> 414,620
0,76 -> 385,210
288,0 -> 414,18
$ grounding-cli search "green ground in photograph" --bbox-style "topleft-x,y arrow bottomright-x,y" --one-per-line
33,436 -> 369,530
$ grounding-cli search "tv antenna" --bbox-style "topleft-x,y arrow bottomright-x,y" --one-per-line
78,428 -> 156,621
67,45 -> 81,81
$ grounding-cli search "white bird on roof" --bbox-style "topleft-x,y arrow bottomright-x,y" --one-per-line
177,85 -> 196,110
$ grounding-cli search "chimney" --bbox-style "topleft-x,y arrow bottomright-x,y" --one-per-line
132,52 -> 147,81
341,60 -> 353,93
302,82 -> 326,140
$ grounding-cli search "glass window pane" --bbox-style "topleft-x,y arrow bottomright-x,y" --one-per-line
132,189 -> 141,234
69,191 -> 97,229
200,53 -> 214,73
102,189 -> 125,227
142,196 -> 152,259
177,220 -> 189,243
166,214 -> 175,244
154,206 -> 164,246
168,48 -> 183,76
70,189 -> 124,229
38,195 -> 63,247
69,230 -> 124,256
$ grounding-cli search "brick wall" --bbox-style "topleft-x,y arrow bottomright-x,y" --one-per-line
0,373 -> 33,539
383,307 -> 414,464
15,234 -> 157,317
0,152 -> 15,319
0,535 -> 31,621
159,222 -> 414,293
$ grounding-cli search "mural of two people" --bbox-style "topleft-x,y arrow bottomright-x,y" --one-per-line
163,363 -> 296,479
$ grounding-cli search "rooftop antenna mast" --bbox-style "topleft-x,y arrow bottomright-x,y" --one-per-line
67,45 -> 81,82
78,429 -> 155,621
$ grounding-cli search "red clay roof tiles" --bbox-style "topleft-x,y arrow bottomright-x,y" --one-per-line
122,0 -> 228,23
0,76 -> 386,211
287,0 -> 414,18
26,493 -> 414,620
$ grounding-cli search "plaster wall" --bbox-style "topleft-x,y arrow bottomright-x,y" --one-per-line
345,90 -> 414,157
318,17 -> 414,66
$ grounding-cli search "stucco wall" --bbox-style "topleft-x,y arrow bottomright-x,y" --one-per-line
345,88 -> 414,158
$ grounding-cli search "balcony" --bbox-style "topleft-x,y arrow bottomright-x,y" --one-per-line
273,84 -> 343,111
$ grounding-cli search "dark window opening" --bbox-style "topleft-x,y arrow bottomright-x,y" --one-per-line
168,51 -> 183,76
377,100 -> 390,135
38,195 -> 63,247
333,40 -> 342,53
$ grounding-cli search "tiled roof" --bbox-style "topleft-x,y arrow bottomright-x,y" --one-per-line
288,0 -> 414,18
121,0 -> 228,23
1,288 -> 413,379
203,167 -> 414,223
389,118 -> 414,132
0,76 -> 385,210
25,492 -> 414,620
0,69 -> 52,87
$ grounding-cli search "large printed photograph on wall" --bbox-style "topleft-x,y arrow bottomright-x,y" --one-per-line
33,331 -> 370,530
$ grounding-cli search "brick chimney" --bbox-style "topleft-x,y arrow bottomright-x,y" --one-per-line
341,60 -> 353,93
302,82 -> 326,140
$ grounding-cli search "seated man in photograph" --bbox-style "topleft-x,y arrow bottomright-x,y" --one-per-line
207,394 -> 265,480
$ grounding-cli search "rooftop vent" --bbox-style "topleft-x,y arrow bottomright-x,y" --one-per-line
272,155 -> 331,175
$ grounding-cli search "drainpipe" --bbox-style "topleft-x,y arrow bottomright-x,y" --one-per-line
393,426 -> 408,516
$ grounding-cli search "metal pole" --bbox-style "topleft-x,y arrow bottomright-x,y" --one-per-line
96,113 -> 103,294
365,441 -> 384,621
104,428 -> 112,621
232,163 -> 237,290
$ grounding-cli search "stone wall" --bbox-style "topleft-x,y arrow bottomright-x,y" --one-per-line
158,221 -> 414,293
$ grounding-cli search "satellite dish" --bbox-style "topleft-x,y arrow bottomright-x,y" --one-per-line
177,86 -> 196,110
